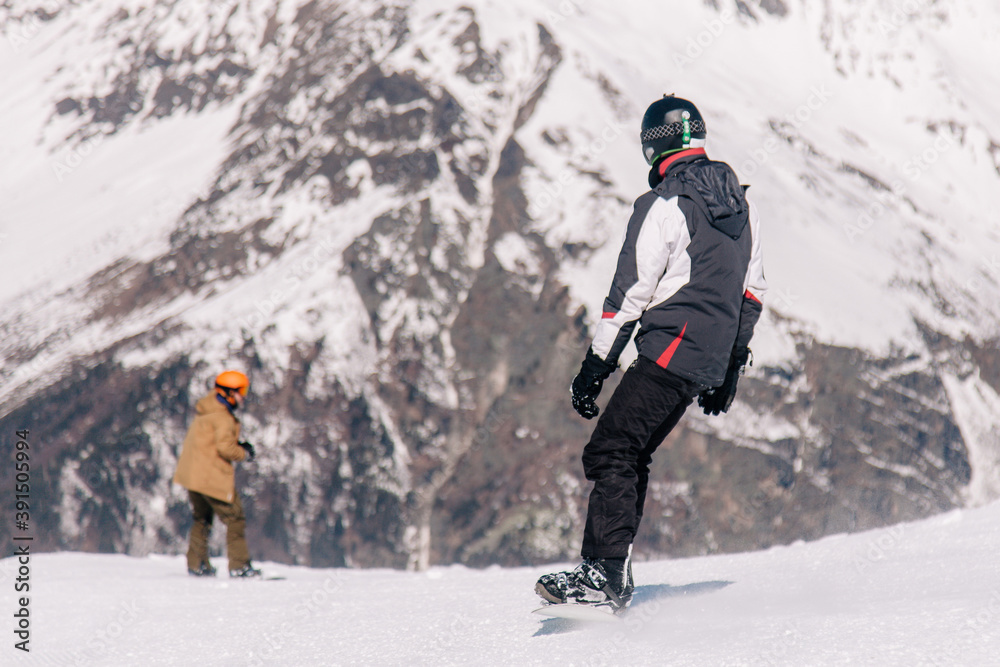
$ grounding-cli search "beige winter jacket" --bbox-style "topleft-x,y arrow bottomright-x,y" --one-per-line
173,393 -> 246,503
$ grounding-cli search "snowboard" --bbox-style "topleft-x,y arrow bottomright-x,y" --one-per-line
532,604 -> 621,623
187,574 -> 287,581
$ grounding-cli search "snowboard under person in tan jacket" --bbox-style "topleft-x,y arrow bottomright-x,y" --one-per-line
173,370 -> 261,578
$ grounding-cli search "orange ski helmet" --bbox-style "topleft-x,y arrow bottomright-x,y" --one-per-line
215,370 -> 250,397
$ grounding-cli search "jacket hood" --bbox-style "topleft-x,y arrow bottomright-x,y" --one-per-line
195,393 -> 233,416
655,158 -> 749,239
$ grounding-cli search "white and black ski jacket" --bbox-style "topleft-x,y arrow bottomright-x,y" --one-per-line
591,150 -> 767,388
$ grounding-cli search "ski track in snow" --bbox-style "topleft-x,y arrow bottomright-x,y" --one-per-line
4,501 -> 1000,666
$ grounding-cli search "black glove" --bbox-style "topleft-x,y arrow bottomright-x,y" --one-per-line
698,347 -> 752,416
238,441 -> 256,462
570,349 -> 616,420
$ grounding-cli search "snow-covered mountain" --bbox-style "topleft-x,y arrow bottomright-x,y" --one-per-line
4,499 -> 1000,665
1,0 -> 999,569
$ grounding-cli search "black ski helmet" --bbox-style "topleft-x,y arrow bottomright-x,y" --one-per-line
640,95 -> 707,166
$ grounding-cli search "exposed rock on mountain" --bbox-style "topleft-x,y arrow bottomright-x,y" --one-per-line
1,0 -> 999,569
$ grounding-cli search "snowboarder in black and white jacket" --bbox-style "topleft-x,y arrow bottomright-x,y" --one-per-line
536,95 -> 767,613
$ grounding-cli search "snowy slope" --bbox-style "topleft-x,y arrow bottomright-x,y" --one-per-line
4,500 -> 1000,666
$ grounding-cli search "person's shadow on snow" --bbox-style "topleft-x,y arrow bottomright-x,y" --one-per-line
533,580 -> 733,637
631,579 -> 732,607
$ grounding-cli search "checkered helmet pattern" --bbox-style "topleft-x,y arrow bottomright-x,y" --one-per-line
640,119 -> 707,143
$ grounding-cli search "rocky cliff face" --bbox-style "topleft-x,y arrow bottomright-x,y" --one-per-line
1,0 -> 999,569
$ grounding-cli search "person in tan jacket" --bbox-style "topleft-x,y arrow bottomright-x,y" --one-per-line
174,370 -> 260,578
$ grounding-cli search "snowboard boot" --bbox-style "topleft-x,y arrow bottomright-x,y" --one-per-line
535,554 -> 633,613
188,562 -> 217,577
229,562 -> 262,578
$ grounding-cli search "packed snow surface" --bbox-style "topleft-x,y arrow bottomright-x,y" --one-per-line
4,501 -> 1000,666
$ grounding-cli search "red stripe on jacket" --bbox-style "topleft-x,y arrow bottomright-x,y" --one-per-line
656,322 -> 688,368
658,148 -> 707,176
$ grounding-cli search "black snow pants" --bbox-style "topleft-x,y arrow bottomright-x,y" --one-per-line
581,355 -> 702,559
